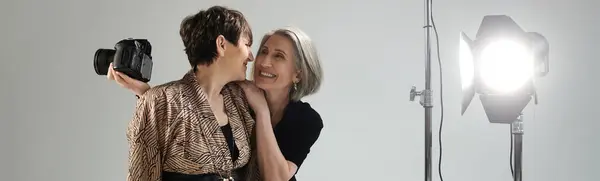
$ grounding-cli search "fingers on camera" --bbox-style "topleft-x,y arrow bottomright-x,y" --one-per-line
113,74 -> 124,85
117,72 -> 133,82
107,63 -> 115,80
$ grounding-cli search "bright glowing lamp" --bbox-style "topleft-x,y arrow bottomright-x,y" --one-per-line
479,39 -> 534,92
459,15 -> 549,124
460,15 -> 550,181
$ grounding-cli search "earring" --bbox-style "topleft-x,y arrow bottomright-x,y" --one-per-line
293,82 -> 298,91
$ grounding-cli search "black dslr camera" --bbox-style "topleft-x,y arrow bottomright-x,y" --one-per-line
94,38 -> 153,83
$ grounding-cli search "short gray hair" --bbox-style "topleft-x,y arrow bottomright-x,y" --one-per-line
257,26 -> 323,101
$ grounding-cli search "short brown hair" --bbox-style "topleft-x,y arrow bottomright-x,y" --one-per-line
179,6 -> 253,68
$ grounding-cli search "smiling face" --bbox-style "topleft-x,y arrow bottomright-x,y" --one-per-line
250,27 -> 323,101
218,33 -> 254,81
252,34 -> 300,92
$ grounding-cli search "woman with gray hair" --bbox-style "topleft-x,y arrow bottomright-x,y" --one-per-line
238,26 -> 324,181
110,26 -> 324,181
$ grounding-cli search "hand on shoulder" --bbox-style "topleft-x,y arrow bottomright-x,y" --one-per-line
237,80 -> 269,116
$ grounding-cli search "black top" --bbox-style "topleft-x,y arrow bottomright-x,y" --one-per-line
273,100 -> 324,181
221,124 -> 239,162
162,100 -> 323,181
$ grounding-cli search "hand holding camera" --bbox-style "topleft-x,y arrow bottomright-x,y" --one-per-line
107,62 -> 151,96
94,38 -> 154,96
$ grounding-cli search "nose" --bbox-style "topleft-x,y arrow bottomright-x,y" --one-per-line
260,57 -> 272,68
247,51 -> 254,62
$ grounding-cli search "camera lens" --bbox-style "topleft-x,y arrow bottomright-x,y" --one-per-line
94,49 -> 116,75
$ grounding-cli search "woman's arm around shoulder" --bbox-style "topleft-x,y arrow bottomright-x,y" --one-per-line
258,101 -> 324,181
278,102 -> 324,170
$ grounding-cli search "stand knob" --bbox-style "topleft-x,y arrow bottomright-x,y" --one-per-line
409,86 -> 421,101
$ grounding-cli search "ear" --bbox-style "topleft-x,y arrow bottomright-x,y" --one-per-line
293,70 -> 301,83
215,35 -> 227,57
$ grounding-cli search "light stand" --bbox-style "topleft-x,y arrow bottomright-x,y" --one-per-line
458,15 -> 549,181
408,0 -> 434,180
511,113 -> 524,181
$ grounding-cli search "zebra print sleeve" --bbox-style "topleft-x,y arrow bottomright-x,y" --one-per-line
126,90 -> 167,181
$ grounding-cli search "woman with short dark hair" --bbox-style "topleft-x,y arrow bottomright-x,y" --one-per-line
116,5 -> 256,181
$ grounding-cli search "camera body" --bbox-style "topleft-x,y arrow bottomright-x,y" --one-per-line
94,38 -> 153,83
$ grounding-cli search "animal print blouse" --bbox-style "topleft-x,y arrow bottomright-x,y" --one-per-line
125,70 -> 260,181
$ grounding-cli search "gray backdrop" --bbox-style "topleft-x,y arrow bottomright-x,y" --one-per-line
1,0 -> 598,180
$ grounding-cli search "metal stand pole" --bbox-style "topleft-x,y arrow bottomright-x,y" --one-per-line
511,113 -> 524,181
409,0 -> 434,180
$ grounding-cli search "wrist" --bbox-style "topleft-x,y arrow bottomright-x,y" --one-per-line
255,110 -> 271,121
134,86 -> 150,96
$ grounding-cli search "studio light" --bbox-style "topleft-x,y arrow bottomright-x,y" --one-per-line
459,15 -> 550,181
459,15 -> 549,124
